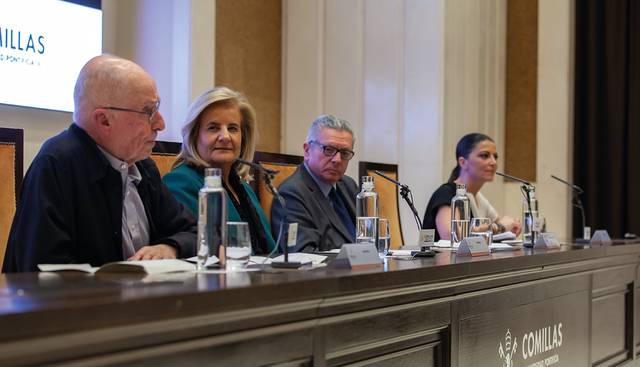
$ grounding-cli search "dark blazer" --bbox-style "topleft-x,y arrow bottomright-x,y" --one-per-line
271,164 -> 358,252
2,124 -> 197,273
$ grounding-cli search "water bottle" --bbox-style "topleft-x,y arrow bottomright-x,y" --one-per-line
450,183 -> 470,245
356,176 -> 379,245
522,189 -> 538,246
197,168 -> 227,270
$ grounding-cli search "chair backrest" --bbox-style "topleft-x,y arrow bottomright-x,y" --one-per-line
150,141 -> 181,177
359,162 -> 405,249
0,128 -> 23,265
252,151 -> 304,223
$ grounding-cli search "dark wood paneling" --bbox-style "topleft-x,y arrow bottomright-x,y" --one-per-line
341,343 -> 438,367
592,293 -> 630,366
321,301 -> 449,358
458,291 -> 589,367
216,0 -> 281,153
505,0 -> 538,181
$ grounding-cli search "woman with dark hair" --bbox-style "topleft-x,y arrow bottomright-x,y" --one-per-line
422,133 -> 521,241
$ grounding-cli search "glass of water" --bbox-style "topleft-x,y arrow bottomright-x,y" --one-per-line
470,217 -> 493,246
356,216 -> 378,244
378,218 -> 391,258
226,222 -> 251,271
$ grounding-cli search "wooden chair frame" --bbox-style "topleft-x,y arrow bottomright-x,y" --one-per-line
359,161 -> 405,248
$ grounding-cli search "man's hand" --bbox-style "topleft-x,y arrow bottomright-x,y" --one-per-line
128,244 -> 177,261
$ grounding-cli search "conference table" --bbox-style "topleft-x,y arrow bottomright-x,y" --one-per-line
0,241 -> 639,367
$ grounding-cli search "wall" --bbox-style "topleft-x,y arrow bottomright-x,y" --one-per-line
282,0 -> 574,243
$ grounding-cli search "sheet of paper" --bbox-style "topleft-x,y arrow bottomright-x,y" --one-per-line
272,253 -> 327,265
38,263 -> 97,273
493,231 -> 517,241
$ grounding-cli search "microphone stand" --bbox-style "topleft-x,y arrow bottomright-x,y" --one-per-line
495,172 -> 536,246
373,170 -> 421,231
234,158 -> 301,268
551,175 -> 588,242
372,170 -> 435,255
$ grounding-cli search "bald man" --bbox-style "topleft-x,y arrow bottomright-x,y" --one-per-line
3,55 -> 196,272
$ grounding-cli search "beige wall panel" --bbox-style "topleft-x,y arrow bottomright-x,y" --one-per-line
216,0 -> 282,153
505,0 -> 538,181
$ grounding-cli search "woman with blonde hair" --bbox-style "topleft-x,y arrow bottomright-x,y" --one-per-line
163,87 -> 276,254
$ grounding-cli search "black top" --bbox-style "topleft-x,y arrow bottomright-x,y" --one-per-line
422,182 -> 456,241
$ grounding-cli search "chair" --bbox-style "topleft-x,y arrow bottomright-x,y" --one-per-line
252,151 -> 304,223
151,141 -> 181,177
359,162 -> 405,249
0,128 -> 24,266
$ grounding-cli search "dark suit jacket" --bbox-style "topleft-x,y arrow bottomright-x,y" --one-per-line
271,164 -> 358,252
2,124 -> 197,273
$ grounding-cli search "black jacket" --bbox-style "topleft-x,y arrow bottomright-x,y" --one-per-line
271,165 -> 358,252
2,124 -> 196,272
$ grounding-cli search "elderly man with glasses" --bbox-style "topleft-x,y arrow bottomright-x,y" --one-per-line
3,54 -> 196,272
271,115 -> 359,252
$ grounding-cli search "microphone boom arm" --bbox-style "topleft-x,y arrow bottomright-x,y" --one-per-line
373,170 -> 422,232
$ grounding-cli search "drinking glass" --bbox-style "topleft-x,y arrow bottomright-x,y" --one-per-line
470,217 -> 493,246
226,222 -> 251,271
356,216 -> 377,244
377,218 -> 391,258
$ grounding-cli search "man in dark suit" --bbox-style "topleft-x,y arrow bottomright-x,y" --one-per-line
3,55 -> 196,272
271,115 -> 358,252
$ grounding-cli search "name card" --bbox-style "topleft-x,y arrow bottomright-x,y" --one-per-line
287,223 -> 298,248
534,232 -> 560,249
457,237 -> 490,257
590,230 -> 612,246
331,243 -> 382,269
418,229 -> 435,249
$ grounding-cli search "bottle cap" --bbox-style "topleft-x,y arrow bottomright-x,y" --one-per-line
204,167 -> 222,188
456,183 -> 466,195
362,176 -> 374,190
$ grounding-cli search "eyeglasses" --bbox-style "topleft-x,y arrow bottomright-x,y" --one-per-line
309,140 -> 355,161
100,99 -> 161,124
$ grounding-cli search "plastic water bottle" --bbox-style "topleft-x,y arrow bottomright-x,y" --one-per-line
197,168 -> 227,270
450,183 -> 470,245
356,176 -> 379,245
522,189 -> 538,246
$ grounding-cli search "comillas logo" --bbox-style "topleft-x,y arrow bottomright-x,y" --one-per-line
498,329 -> 518,367
498,323 -> 563,367
0,27 -> 46,54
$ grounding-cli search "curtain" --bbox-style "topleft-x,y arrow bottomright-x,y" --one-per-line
574,0 -> 640,238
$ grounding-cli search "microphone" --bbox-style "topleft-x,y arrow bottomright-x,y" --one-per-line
235,158 -> 300,268
550,174 -> 588,242
550,175 -> 584,194
495,171 -> 534,188
372,170 -> 423,235
234,158 -> 279,175
495,172 -> 537,246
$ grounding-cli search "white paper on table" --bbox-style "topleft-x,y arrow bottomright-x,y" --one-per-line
186,255 -> 220,267
493,231 -> 517,241
38,263 -> 97,273
250,256 -> 271,265
389,249 -> 413,256
272,253 -> 327,265
39,259 -> 196,275
489,242 -> 523,251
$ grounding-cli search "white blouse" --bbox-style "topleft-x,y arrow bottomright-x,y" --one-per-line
467,191 -> 499,222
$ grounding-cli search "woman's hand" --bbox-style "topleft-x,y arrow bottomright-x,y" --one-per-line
497,216 -> 522,236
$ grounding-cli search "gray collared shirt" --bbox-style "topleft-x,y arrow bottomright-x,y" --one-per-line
303,162 -> 335,198
98,147 -> 150,259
